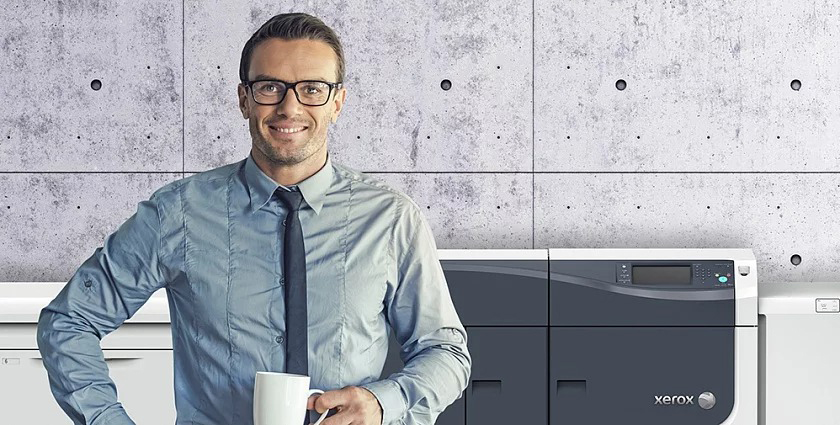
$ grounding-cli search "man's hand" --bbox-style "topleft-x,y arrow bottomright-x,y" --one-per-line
306,386 -> 383,425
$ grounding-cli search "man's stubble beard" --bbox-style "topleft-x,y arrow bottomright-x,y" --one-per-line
250,118 -> 328,167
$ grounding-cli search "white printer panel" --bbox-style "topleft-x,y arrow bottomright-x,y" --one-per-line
0,349 -> 174,424
759,282 -> 840,425
0,283 -> 174,423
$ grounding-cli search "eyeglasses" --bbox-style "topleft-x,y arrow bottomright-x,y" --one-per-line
242,79 -> 343,107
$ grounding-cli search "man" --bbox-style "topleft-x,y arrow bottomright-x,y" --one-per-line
37,12 -> 471,425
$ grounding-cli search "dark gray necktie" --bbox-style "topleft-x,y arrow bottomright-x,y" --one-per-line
276,188 -> 308,377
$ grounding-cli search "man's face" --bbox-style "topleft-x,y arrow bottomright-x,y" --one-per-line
238,38 -> 346,166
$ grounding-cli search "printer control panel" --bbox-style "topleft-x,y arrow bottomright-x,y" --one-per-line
615,261 -> 735,287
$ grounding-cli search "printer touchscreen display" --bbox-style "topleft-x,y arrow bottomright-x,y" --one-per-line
632,266 -> 691,286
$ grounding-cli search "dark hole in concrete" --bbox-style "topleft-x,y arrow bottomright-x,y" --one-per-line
615,79 -> 627,90
440,79 -> 452,90
91,79 -> 102,90
791,80 -> 801,91
790,254 -> 801,266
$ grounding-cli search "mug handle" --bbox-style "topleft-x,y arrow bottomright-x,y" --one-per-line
308,389 -> 329,425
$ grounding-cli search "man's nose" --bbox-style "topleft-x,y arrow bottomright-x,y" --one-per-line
277,86 -> 304,114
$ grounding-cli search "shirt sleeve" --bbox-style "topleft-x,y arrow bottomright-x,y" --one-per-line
361,199 -> 472,424
36,188 -> 172,425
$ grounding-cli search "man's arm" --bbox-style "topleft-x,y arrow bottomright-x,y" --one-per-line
359,200 -> 472,424
36,190 -> 170,425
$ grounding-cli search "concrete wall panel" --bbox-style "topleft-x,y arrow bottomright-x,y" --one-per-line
368,173 -> 533,248
0,0 -> 183,172
535,173 -> 840,283
0,173 -> 182,281
535,0 -> 840,172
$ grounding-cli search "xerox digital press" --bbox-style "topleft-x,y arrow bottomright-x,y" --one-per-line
379,248 -> 757,424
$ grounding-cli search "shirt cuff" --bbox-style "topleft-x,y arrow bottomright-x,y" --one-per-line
91,405 -> 136,425
360,379 -> 407,425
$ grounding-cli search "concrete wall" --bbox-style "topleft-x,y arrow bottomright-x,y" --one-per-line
1,1 -> 838,283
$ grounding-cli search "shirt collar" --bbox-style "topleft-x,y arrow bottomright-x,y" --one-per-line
244,152 -> 333,215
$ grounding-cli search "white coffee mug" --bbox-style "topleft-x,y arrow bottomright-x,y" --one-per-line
254,372 -> 329,425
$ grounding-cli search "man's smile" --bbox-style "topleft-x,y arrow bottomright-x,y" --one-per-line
269,125 -> 308,135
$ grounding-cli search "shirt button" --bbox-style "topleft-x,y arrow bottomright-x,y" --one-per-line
282,219 -> 287,226
275,335 -> 285,344
279,277 -> 285,286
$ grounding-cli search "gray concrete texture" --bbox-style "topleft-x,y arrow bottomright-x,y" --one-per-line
1,0 -> 838,282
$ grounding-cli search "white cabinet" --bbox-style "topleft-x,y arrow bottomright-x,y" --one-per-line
0,349 -> 175,424
0,283 -> 175,424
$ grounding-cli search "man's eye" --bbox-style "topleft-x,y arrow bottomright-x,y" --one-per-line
257,83 -> 281,93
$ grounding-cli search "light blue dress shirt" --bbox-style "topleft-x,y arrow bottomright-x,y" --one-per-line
36,152 -> 471,425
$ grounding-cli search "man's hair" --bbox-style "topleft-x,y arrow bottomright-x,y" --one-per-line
239,13 -> 345,83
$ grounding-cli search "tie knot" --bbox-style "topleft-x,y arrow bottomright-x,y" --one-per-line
275,188 -> 303,211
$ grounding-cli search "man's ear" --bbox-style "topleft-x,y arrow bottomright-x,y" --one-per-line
330,87 -> 347,123
238,84 -> 249,119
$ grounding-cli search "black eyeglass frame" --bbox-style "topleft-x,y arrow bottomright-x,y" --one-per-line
241,79 -> 343,107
